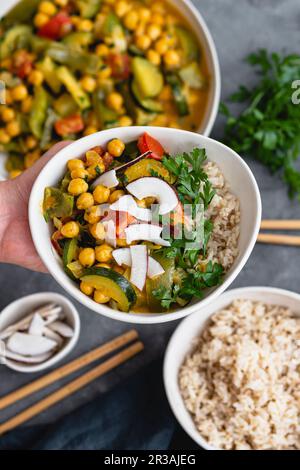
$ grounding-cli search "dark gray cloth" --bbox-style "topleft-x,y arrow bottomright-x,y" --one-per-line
0,360 -> 196,450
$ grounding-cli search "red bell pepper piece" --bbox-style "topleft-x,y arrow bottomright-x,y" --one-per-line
37,12 -> 72,40
107,53 -> 130,80
54,114 -> 84,137
137,132 -> 165,160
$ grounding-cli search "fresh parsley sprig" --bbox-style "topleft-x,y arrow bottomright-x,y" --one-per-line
221,49 -> 300,199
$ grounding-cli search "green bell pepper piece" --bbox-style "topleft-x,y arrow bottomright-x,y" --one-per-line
36,57 -> 61,93
0,25 -> 32,59
47,42 -> 101,75
57,66 -> 91,110
29,86 -> 49,139
75,0 -> 101,19
43,187 -> 74,222
2,0 -> 41,26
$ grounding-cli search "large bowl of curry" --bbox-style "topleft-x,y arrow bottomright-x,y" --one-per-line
0,0 -> 220,179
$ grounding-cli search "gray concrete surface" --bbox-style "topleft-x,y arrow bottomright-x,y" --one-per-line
1,0 -> 300,429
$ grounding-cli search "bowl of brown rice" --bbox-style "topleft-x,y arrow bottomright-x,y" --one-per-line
163,286 -> 300,450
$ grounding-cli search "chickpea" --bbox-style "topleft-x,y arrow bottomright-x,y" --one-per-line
34,13 -> 49,28
86,160 -> 105,179
21,96 -> 33,113
1,107 -> 15,123
116,237 -> 128,247
67,159 -> 84,172
79,247 -> 96,267
139,7 -> 151,22
80,281 -> 94,296
109,189 -> 125,203
97,66 -> 112,81
84,206 -> 101,224
95,244 -> 113,263
68,178 -> 89,196
119,115 -> 133,127
147,24 -> 162,41
85,150 -> 101,166
11,84 -> 28,102
123,11 -> 139,30
155,38 -> 168,55
61,221 -> 80,238
26,135 -> 38,150
107,138 -> 125,157
6,121 -> 21,137
39,1 -> 57,16
94,290 -> 110,304
0,129 -> 10,144
76,192 -> 94,210
164,50 -> 180,68
54,0 -> 68,6
106,92 -> 123,112
95,44 -> 109,57
152,13 -> 165,26
70,168 -> 89,180
80,76 -> 97,93
28,69 -> 44,86
89,222 -> 106,240
84,126 -> 98,136
135,35 -> 151,51
78,19 -> 93,32
93,185 -> 110,204
115,0 -> 129,17
25,150 -> 40,168
146,49 -> 161,66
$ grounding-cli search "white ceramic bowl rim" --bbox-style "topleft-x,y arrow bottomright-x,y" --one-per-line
0,292 -> 80,373
163,286 -> 300,450
29,127 -> 261,324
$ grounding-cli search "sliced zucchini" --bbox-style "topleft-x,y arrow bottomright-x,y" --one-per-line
0,25 -> 32,59
63,32 -> 93,49
81,267 -> 137,312
146,253 -> 175,312
118,81 -> 157,125
132,57 -> 163,98
175,26 -> 199,63
63,239 -> 79,279
57,66 -> 91,110
131,80 -> 163,113
167,75 -> 189,117
36,57 -> 61,94
93,91 -> 118,127
124,159 -> 173,184
75,0 -> 101,19
179,62 -> 205,89
43,187 -> 74,222
67,261 -> 85,279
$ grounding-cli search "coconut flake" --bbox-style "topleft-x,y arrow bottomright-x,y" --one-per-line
147,257 -> 165,278
91,169 -> 119,189
7,332 -> 57,357
110,195 -> 151,222
125,224 -> 170,246
112,248 -> 132,266
28,313 -> 44,336
126,177 -> 178,215
130,245 -> 148,291
49,321 -> 74,338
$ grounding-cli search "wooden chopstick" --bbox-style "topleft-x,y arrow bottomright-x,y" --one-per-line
0,341 -> 144,436
0,329 -> 138,411
261,220 -> 300,230
257,233 -> 300,246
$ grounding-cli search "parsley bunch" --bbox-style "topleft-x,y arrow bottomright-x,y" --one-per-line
221,49 -> 300,198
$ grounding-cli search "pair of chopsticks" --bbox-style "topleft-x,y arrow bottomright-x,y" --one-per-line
258,220 -> 300,246
0,330 -> 143,436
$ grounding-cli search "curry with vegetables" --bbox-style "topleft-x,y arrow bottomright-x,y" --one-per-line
0,0 -> 210,178
43,132 -> 224,314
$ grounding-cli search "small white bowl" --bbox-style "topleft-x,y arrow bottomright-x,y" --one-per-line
29,127 -> 261,324
163,286 -> 300,450
0,292 -> 80,373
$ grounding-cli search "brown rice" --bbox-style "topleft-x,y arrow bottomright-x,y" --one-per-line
179,299 -> 300,450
